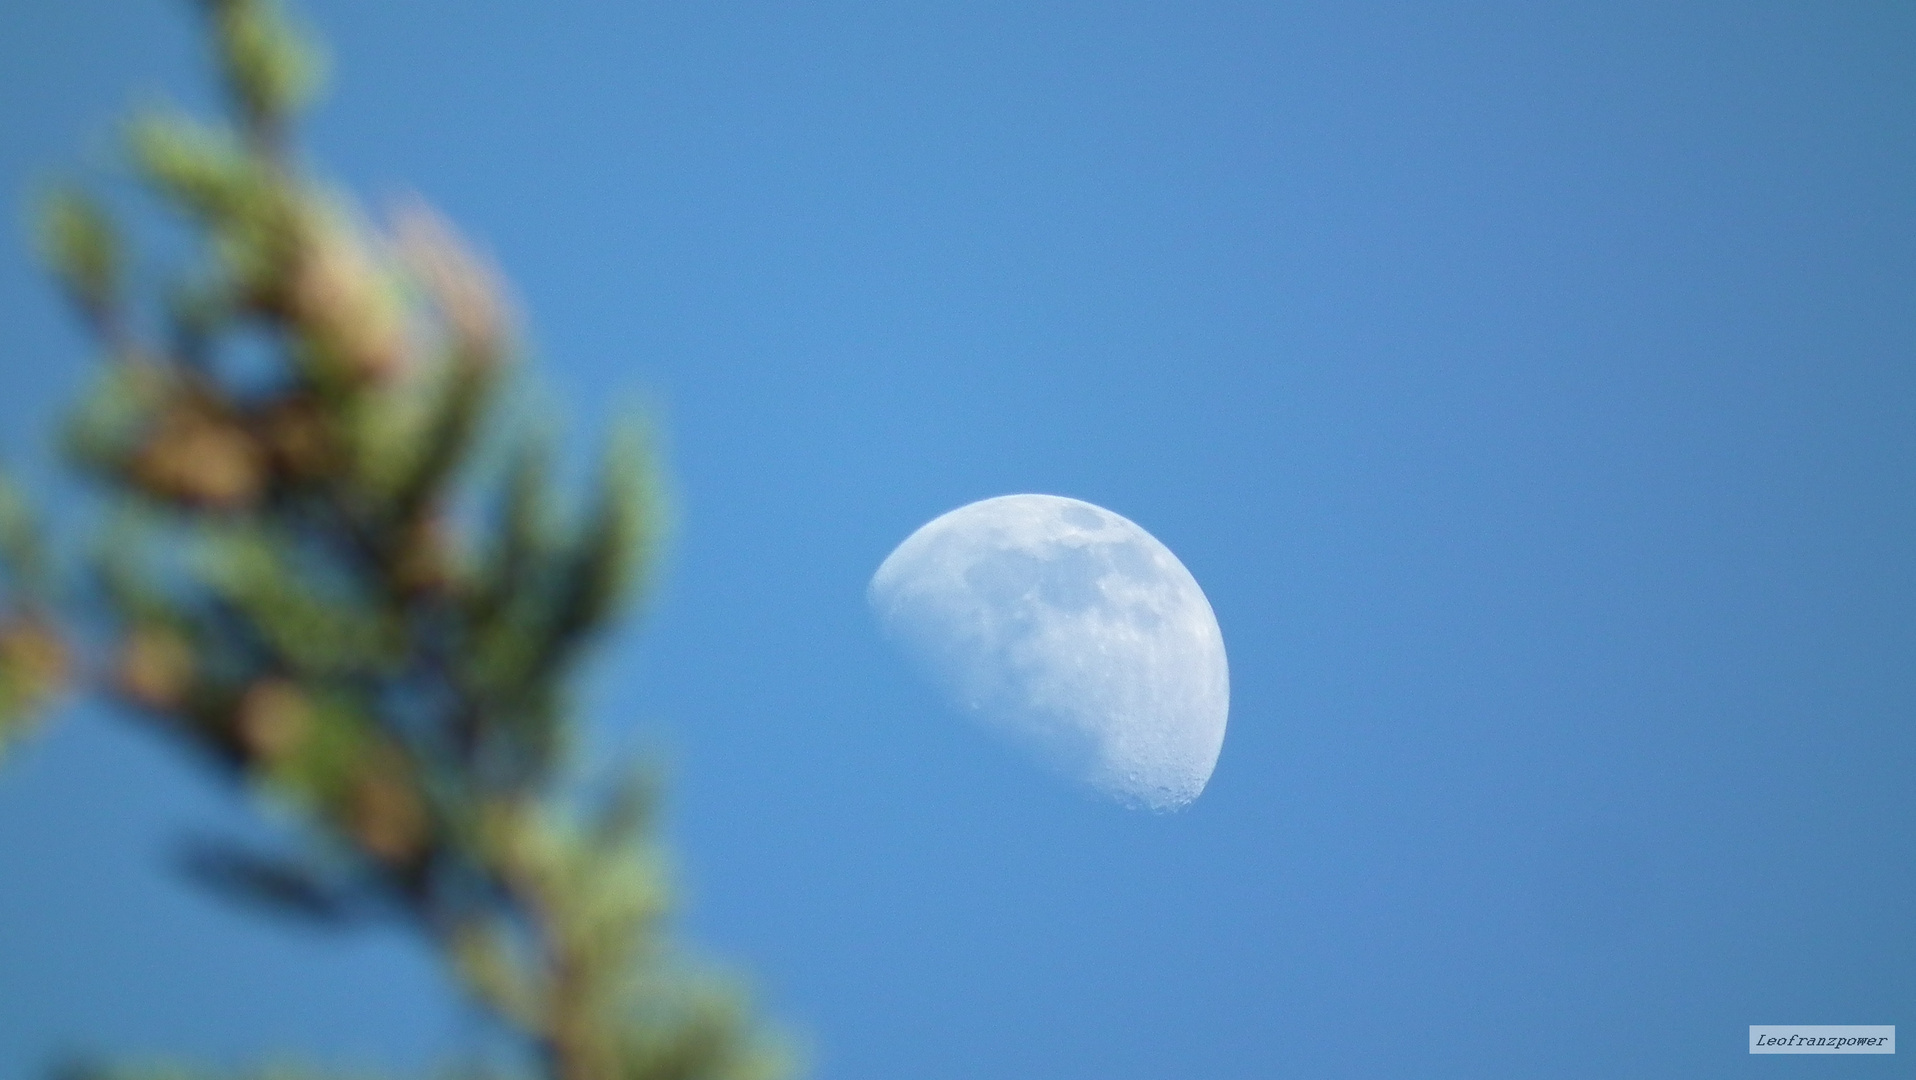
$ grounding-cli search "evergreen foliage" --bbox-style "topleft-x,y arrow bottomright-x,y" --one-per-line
2,3 -> 789,1078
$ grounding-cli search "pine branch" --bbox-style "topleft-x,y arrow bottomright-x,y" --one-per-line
24,2 -> 790,1078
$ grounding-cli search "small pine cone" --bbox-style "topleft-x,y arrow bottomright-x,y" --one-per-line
132,407 -> 265,508
393,200 -> 509,362
235,677 -> 312,763
0,618 -> 70,704
348,755 -> 429,864
291,221 -> 407,383
116,625 -> 195,711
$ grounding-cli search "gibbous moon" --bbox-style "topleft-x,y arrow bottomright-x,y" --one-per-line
868,494 -> 1228,811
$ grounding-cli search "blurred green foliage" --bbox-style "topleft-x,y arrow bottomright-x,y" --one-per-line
3,2 -> 789,1078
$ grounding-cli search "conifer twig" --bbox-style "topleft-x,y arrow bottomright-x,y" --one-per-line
16,3 -> 788,1078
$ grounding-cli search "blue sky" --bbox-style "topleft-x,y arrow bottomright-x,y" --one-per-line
2,2 -> 1913,1077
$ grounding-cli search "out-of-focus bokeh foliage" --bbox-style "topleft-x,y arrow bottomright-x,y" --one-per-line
0,470 -> 66,747
4,2 -> 787,1079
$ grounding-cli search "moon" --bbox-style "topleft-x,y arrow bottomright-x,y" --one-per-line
868,494 -> 1228,811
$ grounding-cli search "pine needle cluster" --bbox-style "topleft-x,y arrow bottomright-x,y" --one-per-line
1,3 -> 789,1079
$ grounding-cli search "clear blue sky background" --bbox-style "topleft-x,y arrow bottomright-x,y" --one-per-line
2,2 -> 1912,1077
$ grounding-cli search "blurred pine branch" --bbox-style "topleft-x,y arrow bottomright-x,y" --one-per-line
4,2 -> 790,1078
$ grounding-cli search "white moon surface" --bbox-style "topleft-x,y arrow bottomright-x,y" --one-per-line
868,494 -> 1228,811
